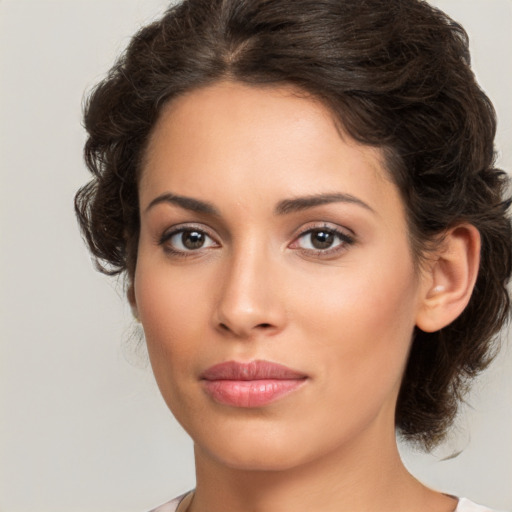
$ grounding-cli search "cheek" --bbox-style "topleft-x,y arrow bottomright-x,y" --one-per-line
294,251 -> 419,401
133,256 -> 214,409
136,267 -> 208,347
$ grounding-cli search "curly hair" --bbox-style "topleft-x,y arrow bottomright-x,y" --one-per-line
75,0 -> 512,449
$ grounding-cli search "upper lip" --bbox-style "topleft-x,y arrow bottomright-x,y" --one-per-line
200,360 -> 307,381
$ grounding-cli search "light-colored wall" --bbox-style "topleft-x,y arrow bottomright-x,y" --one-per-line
0,1 -> 510,511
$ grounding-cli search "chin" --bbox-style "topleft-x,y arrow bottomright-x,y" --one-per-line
200,441 -> 307,472
191,415 -> 343,474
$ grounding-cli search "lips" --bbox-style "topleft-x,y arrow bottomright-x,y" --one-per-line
200,360 -> 308,408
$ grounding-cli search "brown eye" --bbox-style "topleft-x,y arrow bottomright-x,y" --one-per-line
300,229 -> 338,250
181,230 -> 206,249
162,228 -> 218,253
310,229 -> 335,249
293,226 -> 355,254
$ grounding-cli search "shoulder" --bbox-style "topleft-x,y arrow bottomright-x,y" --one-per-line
456,498 -> 507,512
146,492 -> 192,512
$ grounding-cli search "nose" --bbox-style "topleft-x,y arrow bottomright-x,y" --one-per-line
213,245 -> 286,338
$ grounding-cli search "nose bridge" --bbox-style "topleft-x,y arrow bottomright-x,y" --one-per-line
214,235 -> 283,337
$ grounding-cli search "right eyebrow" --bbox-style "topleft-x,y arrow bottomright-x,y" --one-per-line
144,192 -> 220,215
275,192 -> 375,216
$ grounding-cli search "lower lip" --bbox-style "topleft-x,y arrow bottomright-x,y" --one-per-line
202,379 -> 306,407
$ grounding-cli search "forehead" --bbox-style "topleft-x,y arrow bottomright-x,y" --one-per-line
140,81 -> 398,217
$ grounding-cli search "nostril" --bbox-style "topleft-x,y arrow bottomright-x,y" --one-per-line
216,320 -> 276,335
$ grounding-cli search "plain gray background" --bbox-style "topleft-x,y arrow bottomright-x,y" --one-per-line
1,1 -> 511,511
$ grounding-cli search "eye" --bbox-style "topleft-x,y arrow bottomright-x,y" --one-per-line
292,226 -> 354,255
160,227 -> 218,254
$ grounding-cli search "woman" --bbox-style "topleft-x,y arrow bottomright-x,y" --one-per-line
75,0 -> 511,511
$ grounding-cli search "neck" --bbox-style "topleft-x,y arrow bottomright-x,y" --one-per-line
189,421 -> 455,512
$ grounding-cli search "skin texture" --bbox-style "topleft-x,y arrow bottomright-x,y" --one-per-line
133,82 -> 479,512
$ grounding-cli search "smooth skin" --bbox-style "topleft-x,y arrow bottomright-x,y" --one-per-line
132,81 -> 480,512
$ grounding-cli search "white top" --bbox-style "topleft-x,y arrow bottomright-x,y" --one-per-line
148,493 -> 502,512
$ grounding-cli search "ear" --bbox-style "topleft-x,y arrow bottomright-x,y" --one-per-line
415,224 -> 481,333
127,282 -> 140,321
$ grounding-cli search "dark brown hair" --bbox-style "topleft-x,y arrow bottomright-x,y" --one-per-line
76,0 -> 511,449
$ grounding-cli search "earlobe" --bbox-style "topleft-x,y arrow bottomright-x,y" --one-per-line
416,224 -> 481,333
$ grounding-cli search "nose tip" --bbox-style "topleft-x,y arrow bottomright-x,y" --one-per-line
213,255 -> 285,338
216,301 -> 283,338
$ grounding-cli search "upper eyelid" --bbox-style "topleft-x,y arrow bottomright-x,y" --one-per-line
160,222 -> 217,238
293,222 -> 355,239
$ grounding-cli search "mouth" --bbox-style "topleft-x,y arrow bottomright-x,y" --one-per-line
200,360 -> 308,408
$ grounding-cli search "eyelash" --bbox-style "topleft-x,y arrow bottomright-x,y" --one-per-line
157,223 -> 355,259
290,224 -> 355,257
158,224 -> 219,258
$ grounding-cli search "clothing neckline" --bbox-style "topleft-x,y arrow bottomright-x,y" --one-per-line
173,492 -> 472,512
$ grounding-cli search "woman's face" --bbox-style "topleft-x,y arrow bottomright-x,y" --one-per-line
134,81 -> 429,471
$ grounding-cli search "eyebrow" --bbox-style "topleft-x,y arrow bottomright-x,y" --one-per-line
145,193 -> 219,215
144,191 -> 374,216
275,193 -> 374,215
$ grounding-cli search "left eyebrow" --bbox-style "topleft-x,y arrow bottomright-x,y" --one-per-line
275,193 -> 375,215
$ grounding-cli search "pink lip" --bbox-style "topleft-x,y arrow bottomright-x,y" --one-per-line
201,360 -> 308,408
